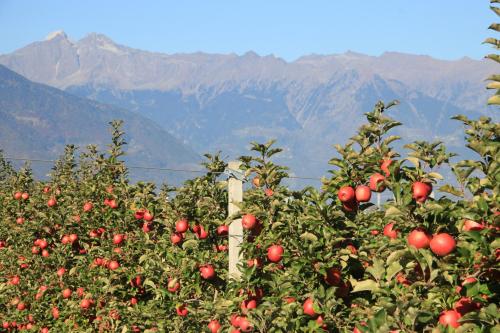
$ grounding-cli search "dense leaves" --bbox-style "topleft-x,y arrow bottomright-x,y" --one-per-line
0,106 -> 499,332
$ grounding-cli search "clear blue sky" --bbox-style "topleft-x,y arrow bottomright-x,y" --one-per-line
0,0 -> 494,61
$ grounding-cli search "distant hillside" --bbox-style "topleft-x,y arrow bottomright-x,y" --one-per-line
0,64 -> 201,183
0,31 -> 497,180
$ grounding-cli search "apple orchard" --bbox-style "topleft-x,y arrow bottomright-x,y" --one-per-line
0,99 -> 498,333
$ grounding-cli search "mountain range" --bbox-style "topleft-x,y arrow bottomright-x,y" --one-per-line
0,64 -> 200,183
0,31 -> 498,182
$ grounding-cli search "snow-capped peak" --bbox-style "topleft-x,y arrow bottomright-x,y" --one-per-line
45,30 -> 68,41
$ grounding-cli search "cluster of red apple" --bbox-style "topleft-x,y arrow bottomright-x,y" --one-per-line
13,191 -> 30,201
91,257 -> 120,270
207,289 -> 264,332
31,239 -> 50,258
251,177 -> 274,197
242,214 -> 284,263
337,159 -> 435,211
133,208 -> 154,233
337,159 -> 393,211
438,277 -> 482,328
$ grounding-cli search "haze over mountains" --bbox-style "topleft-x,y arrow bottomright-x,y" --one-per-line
0,64 -> 199,183
0,31 -> 497,181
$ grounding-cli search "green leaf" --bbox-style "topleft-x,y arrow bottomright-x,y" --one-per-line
490,6 -> 500,16
271,221 -> 284,230
143,279 -> 157,290
485,54 -> 500,63
386,261 -> 403,282
366,258 -> 385,281
382,135 -> 401,145
486,74 -> 500,82
351,279 -> 379,293
406,157 -> 420,168
486,81 -> 500,89
300,232 -> 318,242
439,184 -> 463,197
487,94 -> 500,105
387,249 -> 407,265
428,172 -> 443,180
385,206 -> 402,217
443,271 -> 454,285
182,239 -> 199,250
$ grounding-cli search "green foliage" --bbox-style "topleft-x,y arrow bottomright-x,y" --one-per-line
485,1 -> 500,105
0,103 -> 497,332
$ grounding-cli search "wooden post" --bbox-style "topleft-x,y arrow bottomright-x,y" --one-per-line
228,161 -> 243,280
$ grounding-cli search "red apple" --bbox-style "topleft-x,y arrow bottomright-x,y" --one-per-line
208,320 -> 221,333
267,245 -> 284,262
108,261 -> 120,270
217,225 -> 229,235
108,199 -> 118,209
230,314 -> 242,327
454,297 -> 481,315
56,267 -> 66,277
176,304 -> 188,317
113,234 -> 124,245
247,258 -> 263,268
134,209 -> 145,220
10,276 -> 20,285
195,225 -> 209,239
200,264 -> 216,280
216,244 -> 228,252
381,159 -> 393,177
242,214 -> 257,230
238,316 -> 252,332
355,185 -> 371,202
439,310 -> 461,328
80,299 -> 92,310
83,202 -> 93,212
412,181 -> 432,203
171,233 -> 182,245
463,219 -> 485,231
62,288 -> 72,299
175,219 -> 189,233
407,228 -> 432,249
461,277 -> 477,286
252,177 -> 261,187
241,298 -> 258,312
142,221 -> 152,233
143,211 -> 154,221
338,186 -> 355,203
167,278 -> 180,292
38,239 -> 48,249
303,298 -> 319,317
324,268 -> 342,286
383,222 -> 398,239
430,233 -> 456,256
369,173 -> 386,192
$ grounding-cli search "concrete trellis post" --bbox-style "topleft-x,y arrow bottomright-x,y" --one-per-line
227,161 -> 243,280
